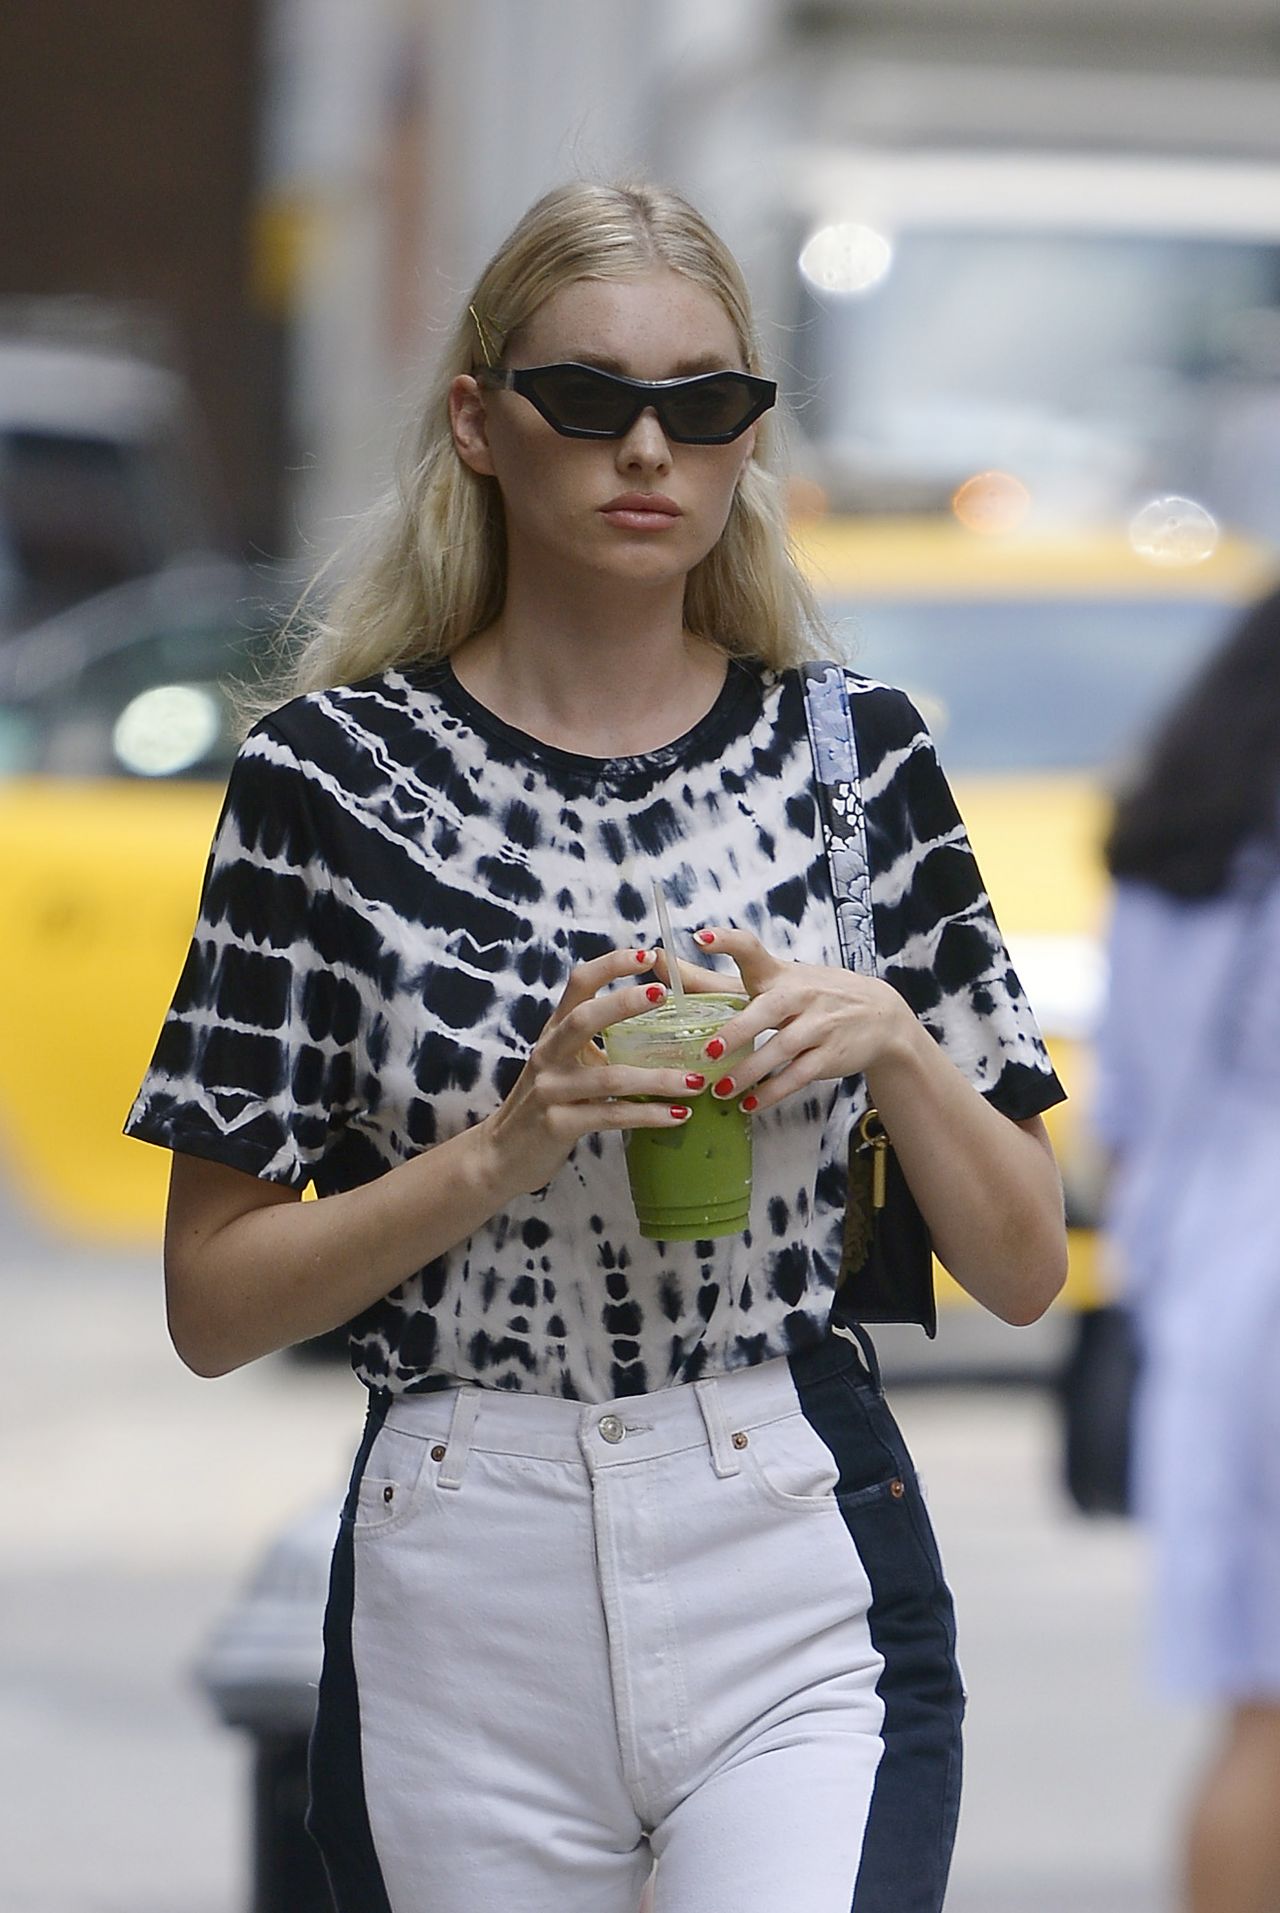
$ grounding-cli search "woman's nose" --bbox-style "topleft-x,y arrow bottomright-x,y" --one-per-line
617,406 -> 672,470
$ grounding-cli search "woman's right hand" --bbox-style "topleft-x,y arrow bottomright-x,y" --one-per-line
477,947 -> 704,1198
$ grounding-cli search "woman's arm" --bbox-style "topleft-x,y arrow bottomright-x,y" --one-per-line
662,928 -> 1068,1326
860,1019 -> 1066,1325
163,949 -> 699,1376
165,1130 -> 514,1378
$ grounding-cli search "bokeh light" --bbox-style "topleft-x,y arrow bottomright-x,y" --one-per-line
112,683 -> 222,777
951,470 -> 1032,536
1128,495 -> 1219,566
798,222 -> 893,295
786,474 -> 829,518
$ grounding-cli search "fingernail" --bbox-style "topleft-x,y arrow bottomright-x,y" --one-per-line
741,1094 -> 760,1113
645,984 -> 665,1004
684,1073 -> 706,1090
712,1076 -> 736,1099
694,930 -> 716,946
704,1036 -> 726,1060
633,949 -> 650,965
669,1105 -> 691,1121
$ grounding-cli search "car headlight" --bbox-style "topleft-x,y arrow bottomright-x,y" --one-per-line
112,682 -> 224,777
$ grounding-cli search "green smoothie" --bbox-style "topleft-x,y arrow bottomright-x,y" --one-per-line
604,993 -> 752,1241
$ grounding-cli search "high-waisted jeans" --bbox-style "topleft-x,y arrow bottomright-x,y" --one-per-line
307,1322 -> 964,1912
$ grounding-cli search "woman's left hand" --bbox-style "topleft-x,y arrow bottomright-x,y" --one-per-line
651,925 -> 918,1113
655,924 -> 1067,1324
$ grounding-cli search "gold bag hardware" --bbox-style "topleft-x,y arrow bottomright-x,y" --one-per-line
840,1107 -> 889,1280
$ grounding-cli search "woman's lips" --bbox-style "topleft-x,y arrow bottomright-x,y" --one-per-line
599,493 -> 682,532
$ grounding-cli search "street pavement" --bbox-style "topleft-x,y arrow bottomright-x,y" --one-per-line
3,1225 -> 1209,1912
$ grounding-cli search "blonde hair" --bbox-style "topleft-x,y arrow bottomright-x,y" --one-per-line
261,180 -> 824,714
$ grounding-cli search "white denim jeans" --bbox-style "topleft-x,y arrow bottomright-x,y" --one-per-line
308,1330 -> 963,1913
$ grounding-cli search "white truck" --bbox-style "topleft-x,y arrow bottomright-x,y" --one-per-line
777,143 -> 1280,536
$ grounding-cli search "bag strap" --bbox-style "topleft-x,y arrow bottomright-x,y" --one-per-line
799,662 -> 878,978
803,664 -> 937,1339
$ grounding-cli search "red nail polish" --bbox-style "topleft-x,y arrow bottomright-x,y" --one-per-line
741,1094 -> 760,1113
704,1036 -> 726,1060
712,1076 -> 736,1098
633,949 -> 649,965
669,1105 -> 691,1121
694,930 -> 716,946
645,984 -> 665,1004
684,1073 -> 706,1090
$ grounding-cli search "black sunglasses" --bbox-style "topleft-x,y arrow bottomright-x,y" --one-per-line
474,361 -> 776,444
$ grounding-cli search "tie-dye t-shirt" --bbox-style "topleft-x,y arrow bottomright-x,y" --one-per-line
126,657 -> 1064,1400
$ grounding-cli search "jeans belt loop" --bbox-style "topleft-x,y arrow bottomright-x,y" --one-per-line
437,1386 -> 483,1491
694,1378 -> 742,1479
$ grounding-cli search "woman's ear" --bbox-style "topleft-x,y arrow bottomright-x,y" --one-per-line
449,374 -> 496,477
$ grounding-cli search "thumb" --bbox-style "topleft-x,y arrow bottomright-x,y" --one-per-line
691,925 -> 782,996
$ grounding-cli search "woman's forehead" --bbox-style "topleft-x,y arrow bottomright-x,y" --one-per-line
516,268 -> 743,371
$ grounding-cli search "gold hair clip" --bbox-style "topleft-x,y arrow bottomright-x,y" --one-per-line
468,303 -> 498,368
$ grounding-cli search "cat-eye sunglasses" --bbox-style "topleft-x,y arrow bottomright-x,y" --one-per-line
474,360 -> 776,445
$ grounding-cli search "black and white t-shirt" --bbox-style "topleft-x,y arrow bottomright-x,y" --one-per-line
126,658 -> 1064,1400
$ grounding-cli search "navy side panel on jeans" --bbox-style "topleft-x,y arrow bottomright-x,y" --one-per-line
788,1332 -> 965,1913
307,1394 -> 393,1913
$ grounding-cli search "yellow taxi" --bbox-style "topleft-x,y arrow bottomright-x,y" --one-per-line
0,558 -> 282,1241
793,511 -> 1278,1308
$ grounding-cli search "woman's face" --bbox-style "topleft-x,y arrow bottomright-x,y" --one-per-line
450,267 -> 759,593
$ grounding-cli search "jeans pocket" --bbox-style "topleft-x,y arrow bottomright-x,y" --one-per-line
740,1409 -> 843,1511
351,1422 -> 433,1537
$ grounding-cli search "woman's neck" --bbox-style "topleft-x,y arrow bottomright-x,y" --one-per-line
450,575 -> 728,758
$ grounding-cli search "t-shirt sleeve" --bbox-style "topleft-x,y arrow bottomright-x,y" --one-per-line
123,720 -> 363,1185
857,679 -> 1066,1123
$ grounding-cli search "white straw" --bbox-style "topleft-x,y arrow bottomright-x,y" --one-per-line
652,879 -> 685,999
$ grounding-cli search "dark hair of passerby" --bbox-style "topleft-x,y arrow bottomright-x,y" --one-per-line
1106,581 -> 1280,898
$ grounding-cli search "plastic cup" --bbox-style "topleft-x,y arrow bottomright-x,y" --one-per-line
603,992 -> 752,1241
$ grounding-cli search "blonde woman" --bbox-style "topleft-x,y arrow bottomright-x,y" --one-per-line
126,182 -> 1067,1913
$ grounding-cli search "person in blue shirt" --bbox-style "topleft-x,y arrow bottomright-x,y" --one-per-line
1099,581 -> 1280,1913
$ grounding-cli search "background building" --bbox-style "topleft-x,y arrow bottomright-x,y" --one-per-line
0,0 -> 286,555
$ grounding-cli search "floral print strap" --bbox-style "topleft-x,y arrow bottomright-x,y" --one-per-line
800,662 -> 878,978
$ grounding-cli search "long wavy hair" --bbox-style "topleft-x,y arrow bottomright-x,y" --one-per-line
1106,580 -> 1280,897
254,180 -> 824,717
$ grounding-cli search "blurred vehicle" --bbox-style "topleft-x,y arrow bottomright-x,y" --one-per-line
0,559 -> 285,1239
793,511 -> 1279,1311
0,324 -> 221,638
785,148 -> 1280,539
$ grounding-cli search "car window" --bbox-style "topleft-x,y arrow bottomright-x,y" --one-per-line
0,704 -> 38,775
829,595 -> 1242,773
0,431 -> 154,628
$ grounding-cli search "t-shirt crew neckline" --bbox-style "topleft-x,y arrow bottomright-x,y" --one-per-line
416,654 -> 762,780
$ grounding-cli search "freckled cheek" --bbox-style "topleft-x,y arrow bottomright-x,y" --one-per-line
689,479 -> 742,553
701,449 -> 748,516
489,425 -> 586,520
497,460 -> 588,540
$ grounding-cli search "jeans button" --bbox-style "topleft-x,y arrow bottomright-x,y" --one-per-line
598,1414 -> 625,1444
